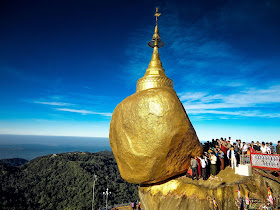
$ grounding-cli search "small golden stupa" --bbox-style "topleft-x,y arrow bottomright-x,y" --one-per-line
136,8 -> 173,92
110,8 -> 202,185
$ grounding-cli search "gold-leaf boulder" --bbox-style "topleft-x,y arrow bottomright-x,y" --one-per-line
109,87 -> 203,184
110,8 -> 202,184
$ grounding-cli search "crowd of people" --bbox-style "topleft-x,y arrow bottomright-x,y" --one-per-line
188,138 -> 280,180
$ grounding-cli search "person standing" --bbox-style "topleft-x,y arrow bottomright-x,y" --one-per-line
269,142 -> 275,154
220,141 -> 227,154
229,137 -> 233,145
205,153 -> 211,178
226,140 -> 231,149
190,156 -> 199,180
221,141 -> 228,166
200,156 -> 207,180
219,150 -> 225,170
236,140 -> 240,148
214,145 -> 221,172
226,147 -> 231,166
260,142 -> 267,154
250,141 -> 255,149
234,143 -> 241,164
242,142 -> 248,154
196,156 -> 202,178
227,146 -> 237,169
266,143 -> 271,154
210,153 -> 217,176
238,140 -> 242,150
253,141 -> 261,152
276,141 -> 280,154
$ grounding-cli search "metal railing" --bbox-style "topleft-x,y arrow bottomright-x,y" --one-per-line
239,153 -> 280,171
240,154 -> 251,165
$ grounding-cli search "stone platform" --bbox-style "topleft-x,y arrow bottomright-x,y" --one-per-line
139,167 -> 280,210
235,164 -> 252,176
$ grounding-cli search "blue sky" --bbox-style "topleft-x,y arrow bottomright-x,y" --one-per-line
0,0 -> 279,142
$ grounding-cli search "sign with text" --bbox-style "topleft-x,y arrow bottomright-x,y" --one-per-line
250,153 -> 280,171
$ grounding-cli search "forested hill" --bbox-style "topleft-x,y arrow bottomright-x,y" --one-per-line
0,158 -> 28,166
0,151 -> 139,210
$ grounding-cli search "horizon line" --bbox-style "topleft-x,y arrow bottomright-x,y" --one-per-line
0,133 -> 109,138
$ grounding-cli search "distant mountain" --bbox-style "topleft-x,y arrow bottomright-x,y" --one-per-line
0,158 -> 28,166
0,151 -> 139,210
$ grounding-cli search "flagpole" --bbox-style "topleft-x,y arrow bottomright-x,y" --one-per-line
92,174 -> 98,210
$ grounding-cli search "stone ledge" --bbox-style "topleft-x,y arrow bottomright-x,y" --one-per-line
139,167 -> 280,210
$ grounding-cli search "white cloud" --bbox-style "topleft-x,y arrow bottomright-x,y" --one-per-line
215,81 -> 244,87
180,85 -> 280,118
181,85 -> 280,108
178,92 -> 206,102
188,110 -> 280,118
225,85 -> 280,105
56,108 -> 112,117
184,103 -> 246,110
34,101 -> 72,106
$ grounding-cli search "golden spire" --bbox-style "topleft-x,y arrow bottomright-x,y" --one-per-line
136,8 -> 173,92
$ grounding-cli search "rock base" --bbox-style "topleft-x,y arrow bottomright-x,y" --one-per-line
139,167 -> 280,210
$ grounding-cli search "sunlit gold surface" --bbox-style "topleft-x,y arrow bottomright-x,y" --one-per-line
140,167 -> 245,198
139,168 -> 280,210
136,46 -> 173,92
109,88 -> 202,184
109,8 -> 202,184
155,7 -> 161,18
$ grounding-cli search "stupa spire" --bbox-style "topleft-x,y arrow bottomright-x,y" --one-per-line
136,8 -> 173,92
148,8 -> 164,49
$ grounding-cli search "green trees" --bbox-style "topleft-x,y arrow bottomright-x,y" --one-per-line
0,151 -> 139,209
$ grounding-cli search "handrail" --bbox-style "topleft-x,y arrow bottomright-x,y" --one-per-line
240,154 -> 251,165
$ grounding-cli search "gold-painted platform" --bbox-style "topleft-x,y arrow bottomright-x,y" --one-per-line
139,168 -> 280,210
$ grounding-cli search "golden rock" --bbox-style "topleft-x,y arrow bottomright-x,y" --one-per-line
110,87 -> 202,184
109,8 -> 202,184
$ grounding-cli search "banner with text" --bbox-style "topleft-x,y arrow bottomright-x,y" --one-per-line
250,153 -> 280,171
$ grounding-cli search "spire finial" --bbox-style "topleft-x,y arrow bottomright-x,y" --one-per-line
136,8 -> 173,92
148,7 -> 164,48
155,7 -> 161,25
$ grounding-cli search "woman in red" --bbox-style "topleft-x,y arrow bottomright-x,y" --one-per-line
196,156 -> 202,178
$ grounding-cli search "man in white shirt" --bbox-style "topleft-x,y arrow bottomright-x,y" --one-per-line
242,142 -> 248,154
200,156 -> 207,180
266,143 -> 271,154
229,137 -> 233,146
227,147 -> 237,169
260,142 -> 267,154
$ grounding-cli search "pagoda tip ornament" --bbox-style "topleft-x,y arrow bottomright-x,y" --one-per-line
148,8 -> 164,48
136,7 -> 173,92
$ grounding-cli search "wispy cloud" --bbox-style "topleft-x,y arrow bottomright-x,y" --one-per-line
180,85 -> 280,118
181,85 -> 280,107
178,92 -> 206,102
56,108 -> 112,117
32,93 -> 115,118
188,110 -> 280,118
34,101 -> 73,106
215,82 -> 244,87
